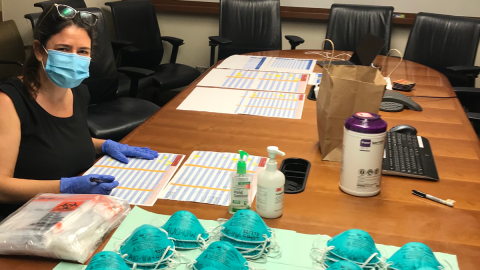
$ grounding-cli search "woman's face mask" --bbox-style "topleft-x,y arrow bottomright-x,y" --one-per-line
42,46 -> 90,89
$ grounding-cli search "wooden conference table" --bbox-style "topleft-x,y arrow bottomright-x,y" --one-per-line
2,50 -> 480,269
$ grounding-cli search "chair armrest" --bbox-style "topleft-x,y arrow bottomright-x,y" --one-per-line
161,36 -> 185,64
208,36 -> 232,67
117,67 -> 154,98
467,112 -> 480,121
454,87 -> 480,94
285,35 -> 305,50
0,60 -> 23,67
161,36 -> 184,47
208,36 -> 233,46
447,66 -> 480,76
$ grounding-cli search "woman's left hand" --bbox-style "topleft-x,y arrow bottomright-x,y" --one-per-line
102,139 -> 158,164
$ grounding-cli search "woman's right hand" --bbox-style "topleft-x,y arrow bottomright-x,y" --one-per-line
60,174 -> 119,195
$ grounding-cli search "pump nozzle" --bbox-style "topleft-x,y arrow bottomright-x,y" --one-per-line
237,150 -> 249,175
267,146 -> 285,160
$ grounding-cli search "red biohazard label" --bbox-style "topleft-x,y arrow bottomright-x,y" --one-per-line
171,155 -> 183,166
301,74 -> 308,81
51,201 -> 85,212
276,188 -> 282,192
299,95 -> 304,101
259,158 -> 267,167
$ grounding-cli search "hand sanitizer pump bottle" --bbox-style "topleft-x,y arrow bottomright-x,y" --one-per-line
256,146 -> 285,218
229,150 -> 252,214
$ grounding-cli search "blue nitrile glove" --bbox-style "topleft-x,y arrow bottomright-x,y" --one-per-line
60,174 -> 119,195
102,139 -> 159,164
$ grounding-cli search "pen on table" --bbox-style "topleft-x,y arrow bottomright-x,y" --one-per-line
90,177 -> 114,184
412,190 -> 455,207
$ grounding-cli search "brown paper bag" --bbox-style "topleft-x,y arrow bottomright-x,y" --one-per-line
316,64 -> 387,162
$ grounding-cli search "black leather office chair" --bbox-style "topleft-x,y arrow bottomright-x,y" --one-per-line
25,0 -> 87,30
105,0 -> 201,97
404,13 -> 480,88
323,4 -> 394,55
0,21 -> 25,81
79,8 -> 160,141
209,0 -> 304,66
34,0 -> 86,10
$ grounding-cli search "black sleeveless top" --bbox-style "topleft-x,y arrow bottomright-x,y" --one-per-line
0,78 -> 96,218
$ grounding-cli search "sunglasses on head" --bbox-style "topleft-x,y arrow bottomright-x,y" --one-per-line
39,4 -> 98,27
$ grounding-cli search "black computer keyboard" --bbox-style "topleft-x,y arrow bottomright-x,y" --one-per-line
382,132 -> 439,181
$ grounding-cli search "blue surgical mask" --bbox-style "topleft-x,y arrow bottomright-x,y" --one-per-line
116,224 -> 177,270
42,47 -> 90,89
161,210 -> 209,249
387,242 -> 444,270
312,229 -> 386,270
218,209 -> 280,260
86,251 -> 130,270
192,241 -> 249,270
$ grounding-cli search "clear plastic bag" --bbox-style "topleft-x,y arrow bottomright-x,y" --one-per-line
0,193 -> 130,263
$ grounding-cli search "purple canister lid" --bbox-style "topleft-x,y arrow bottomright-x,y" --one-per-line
345,112 -> 387,134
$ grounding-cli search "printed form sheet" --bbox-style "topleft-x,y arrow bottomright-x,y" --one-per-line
84,154 -> 185,206
177,87 -> 305,119
197,68 -> 309,93
216,55 -> 316,73
159,151 -> 267,206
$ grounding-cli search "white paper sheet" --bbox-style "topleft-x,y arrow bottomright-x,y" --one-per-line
216,55 -> 270,70
197,68 -> 309,93
84,154 -> 185,206
176,87 -> 246,114
260,57 -> 316,73
177,87 -> 306,119
308,73 -> 322,85
158,151 -> 267,206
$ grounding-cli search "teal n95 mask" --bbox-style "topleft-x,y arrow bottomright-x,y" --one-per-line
160,210 -> 210,250
311,229 -> 386,270
216,209 -> 280,260
86,251 -> 130,270
387,242 -> 444,270
115,224 -> 178,270
189,241 -> 250,270
328,260 -> 364,270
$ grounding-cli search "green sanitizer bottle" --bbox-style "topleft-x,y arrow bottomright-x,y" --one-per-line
228,150 -> 253,214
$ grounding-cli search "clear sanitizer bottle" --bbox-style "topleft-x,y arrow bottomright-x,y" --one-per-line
228,150 -> 253,214
256,146 -> 286,219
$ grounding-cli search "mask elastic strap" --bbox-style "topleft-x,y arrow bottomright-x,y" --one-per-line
153,246 -> 171,270
381,48 -> 403,78
360,252 -> 379,268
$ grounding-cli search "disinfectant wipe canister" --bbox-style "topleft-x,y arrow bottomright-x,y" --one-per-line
340,112 -> 387,197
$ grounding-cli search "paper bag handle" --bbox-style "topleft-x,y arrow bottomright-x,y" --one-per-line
382,49 -> 403,78
321,39 -> 335,69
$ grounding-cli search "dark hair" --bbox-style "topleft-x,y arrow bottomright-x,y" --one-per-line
22,4 -> 97,98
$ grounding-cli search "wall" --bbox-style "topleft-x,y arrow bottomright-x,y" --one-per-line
1,0 -> 479,86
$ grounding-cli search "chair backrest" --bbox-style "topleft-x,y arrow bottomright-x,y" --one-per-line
404,12 -> 480,83
78,8 -> 119,104
0,21 -> 25,81
218,0 -> 282,61
34,0 -> 87,10
106,0 -> 163,69
324,4 -> 394,55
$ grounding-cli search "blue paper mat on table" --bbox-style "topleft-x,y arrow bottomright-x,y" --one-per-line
54,206 -> 460,270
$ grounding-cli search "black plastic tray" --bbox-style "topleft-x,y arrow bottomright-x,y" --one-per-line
280,158 -> 311,194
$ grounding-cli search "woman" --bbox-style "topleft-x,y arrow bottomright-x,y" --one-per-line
0,4 -> 157,219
